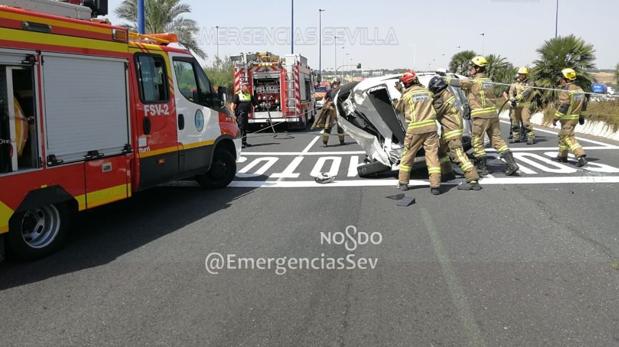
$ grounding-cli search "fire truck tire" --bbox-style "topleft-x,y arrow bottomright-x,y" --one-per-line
196,148 -> 237,189
7,203 -> 71,261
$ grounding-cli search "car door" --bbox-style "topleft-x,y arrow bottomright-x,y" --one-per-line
170,55 -> 221,174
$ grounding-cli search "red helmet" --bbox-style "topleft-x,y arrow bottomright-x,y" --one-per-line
400,70 -> 418,86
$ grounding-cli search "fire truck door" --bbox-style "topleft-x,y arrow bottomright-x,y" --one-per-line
170,56 -> 220,174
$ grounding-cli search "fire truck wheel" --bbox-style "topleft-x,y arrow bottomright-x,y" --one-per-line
196,148 -> 237,189
7,203 -> 71,260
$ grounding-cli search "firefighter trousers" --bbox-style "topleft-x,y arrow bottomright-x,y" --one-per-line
559,120 -> 586,158
512,106 -> 535,140
323,125 -> 345,145
472,117 -> 509,159
399,131 -> 441,188
439,136 -> 479,183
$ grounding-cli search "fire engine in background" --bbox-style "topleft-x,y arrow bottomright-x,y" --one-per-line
231,52 -> 316,129
0,0 -> 241,261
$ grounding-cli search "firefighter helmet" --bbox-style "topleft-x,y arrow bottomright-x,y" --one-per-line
518,67 -> 529,75
400,70 -> 418,86
561,68 -> 577,81
428,76 -> 448,94
470,56 -> 488,68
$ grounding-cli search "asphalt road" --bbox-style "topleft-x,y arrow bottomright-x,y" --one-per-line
2,121 -> 619,346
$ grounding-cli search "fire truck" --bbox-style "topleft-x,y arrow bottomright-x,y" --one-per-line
231,52 -> 316,129
0,0 -> 241,260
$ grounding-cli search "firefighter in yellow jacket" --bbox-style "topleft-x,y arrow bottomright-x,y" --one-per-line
395,71 -> 441,195
428,76 -> 482,191
311,93 -> 345,147
554,68 -> 587,167
508,67 -> 536,145
446,56 -> 519,177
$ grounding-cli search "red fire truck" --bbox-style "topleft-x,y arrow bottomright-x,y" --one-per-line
231,52 -> 316,129
0,0 -> 241,260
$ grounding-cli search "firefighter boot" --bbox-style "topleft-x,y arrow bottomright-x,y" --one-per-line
577,156 -> 588,167
431,188 -> 441,196
502,151 -> 520,176
556,156 -> 568,163
475,157 -> 489,177
457,180 -> 482,191
398,183 -> 410,192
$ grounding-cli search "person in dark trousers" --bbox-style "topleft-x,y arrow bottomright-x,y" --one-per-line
232,83 -> 257,148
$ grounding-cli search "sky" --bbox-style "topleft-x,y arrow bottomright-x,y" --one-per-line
107,0 -> 618,70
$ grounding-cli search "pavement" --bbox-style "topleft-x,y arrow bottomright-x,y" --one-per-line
2,121 -> 619,346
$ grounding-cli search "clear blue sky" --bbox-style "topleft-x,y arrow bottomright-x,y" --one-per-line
107,0 -> 618,70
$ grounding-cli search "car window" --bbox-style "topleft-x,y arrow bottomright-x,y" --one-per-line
174,60 -> 199,102
136,54 -> 168,103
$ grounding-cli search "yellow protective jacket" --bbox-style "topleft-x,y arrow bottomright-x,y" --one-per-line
432,89 -> 464,141
312,100 -> 337,129
395,85 -> 438,134
554,83 -> 585,122
449,73 -> 497,119
508,81 -> 534,107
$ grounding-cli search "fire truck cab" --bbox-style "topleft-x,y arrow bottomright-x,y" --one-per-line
0,0 -> 241,260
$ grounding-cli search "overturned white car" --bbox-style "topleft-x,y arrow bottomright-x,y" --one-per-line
335,73 -> 472,177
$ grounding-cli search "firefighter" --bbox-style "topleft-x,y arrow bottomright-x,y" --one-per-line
554,68 -> 587,167
508,67 -> 536,145
395,71 -> 441,195
231,82 -> 257,148
446,56 -> 519,177
311,93 -> 345,147
428,76 -> 482,191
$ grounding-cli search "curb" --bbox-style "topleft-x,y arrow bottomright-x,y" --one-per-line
499,111 -> 619,142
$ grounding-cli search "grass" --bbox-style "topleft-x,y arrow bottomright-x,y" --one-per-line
541,100 -> 619,132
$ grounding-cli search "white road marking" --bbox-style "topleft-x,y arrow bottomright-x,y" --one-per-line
230,176 -> 619,188
236,157 -> 279,178
542,152 -> 619,173
310,157 -> 342,178
348,156 -> 360,177
499,119 -> 616,148
302,136 -> 321,153
513,153 -> 577,174
271,156 -> 304,179
241,146 -> 618,156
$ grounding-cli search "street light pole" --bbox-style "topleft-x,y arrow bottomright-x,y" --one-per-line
137,0 -> 145,34
215,25 -> 220,60
334,35 -> 338,80
318,9 -> 325,82
555,0 -> 559,38
291,0 -> 295,54
480,32 -> 485,56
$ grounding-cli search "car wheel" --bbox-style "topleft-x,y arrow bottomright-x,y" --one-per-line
358,161 -> 390,178
7,203 -> 71,260
197,148 -> 237,189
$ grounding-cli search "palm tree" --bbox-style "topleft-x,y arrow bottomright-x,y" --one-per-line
531,35 -> 595,107
115,0 -> 205,58
485,54 -> 516,84
449,50 -> 476,75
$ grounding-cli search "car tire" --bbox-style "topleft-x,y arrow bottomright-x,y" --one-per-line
7,203 -> 71,261
197,148 -> 237,189
358,161 -> 390,178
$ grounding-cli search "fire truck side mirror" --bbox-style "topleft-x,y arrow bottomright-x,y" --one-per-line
143,117 -> 151,135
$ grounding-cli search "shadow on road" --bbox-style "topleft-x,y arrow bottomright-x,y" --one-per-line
0,184 -> 257,290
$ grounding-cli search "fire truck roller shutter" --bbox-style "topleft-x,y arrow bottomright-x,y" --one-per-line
42,54 -> 129,164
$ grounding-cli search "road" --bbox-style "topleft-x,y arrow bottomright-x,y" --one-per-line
2,121 -> 619,346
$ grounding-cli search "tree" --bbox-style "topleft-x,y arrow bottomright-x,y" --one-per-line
115,0 -> 205,58
205,56 -> 234,93
531,35 -> 595,107
486,54 -> 516,84
615,63 -> 619,86
449,50 -> 477,75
